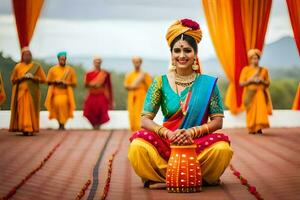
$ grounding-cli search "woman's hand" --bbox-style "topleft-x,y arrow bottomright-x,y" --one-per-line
166,130 -> 176,141
169,129 -> 193,145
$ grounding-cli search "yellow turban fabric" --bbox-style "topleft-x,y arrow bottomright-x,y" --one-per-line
166,19 -> 202,47
247,49 -> 262,59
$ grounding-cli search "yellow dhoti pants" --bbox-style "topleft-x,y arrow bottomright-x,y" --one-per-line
52,94 -> 70,125
128,139 -> 233,184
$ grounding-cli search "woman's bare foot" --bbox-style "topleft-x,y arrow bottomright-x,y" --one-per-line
149,182 -> 167,189
203,179 -> 221,186
144,180 -> 166,189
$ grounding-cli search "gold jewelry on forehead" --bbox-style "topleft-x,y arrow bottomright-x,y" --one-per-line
178,34 -> 185,47
180,34 -> 184,41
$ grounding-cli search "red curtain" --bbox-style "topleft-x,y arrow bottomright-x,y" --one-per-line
12,0 -> 44,49
232,0 -> 248,110
286,0 -> 300,55
203,0 -> 272,114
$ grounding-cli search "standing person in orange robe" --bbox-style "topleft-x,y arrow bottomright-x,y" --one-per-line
9,47 -> 46,136
0,71 -> 6,107
240,49 -> 272,134
124,56 -> 152,132
83,56 -> 113,129
45,52 -> 77,130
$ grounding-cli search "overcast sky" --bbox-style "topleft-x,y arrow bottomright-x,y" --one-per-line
0,0 -> 295,61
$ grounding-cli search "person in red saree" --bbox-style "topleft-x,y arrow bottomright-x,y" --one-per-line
83,56 -> 113,129
128,19 -> 233,189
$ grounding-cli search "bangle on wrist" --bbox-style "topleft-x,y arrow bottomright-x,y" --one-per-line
162,129 -> 169,138
154,125 -> 168,138
204,124 -> 210,134
191,127 -> 197,138
160,127 -> 169,138
195,126 -> 202,138
153,125 -> 161,134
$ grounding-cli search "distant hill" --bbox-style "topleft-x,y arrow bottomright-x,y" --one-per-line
260,36 -> 300,67
42,36 -> 299,77
197,36 -> 300,76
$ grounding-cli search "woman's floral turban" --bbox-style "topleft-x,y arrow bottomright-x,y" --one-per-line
166,18 -> 202,47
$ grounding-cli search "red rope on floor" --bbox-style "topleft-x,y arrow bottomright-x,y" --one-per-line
229,164 -> 264,200
74,179 -> 91,200
1,134 -> 67,200
100,133 -> 126,200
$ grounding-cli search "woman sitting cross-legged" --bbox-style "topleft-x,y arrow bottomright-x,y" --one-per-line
128,19 -> 233,189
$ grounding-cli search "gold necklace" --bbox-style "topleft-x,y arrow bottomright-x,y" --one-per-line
174,72 -> 197,115
175,72 -> 196,86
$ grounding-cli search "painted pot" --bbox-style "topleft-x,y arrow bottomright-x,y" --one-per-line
166,144 -> 202,193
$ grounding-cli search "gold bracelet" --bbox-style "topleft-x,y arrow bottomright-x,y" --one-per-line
199,126 -> 203,137
156,126 -> 168,138
141,112 -> 155,119
195,126 -> 202,138
153,125 -> 162,134
162,130 -> 168,138
157,126 -> 165,135
204,124 -> 210,134
190,127 -> 196,138
193,127 -> 197,138
162,127 -> 169,138
193,127 -> 198,138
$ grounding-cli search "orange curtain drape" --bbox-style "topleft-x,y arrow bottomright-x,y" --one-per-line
12,0 -> 44,49
203,0 -> 272,114
292,83 -> 300,110
286,0 -> 300,55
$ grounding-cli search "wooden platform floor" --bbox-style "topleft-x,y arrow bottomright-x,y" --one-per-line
0,128 -> 299,200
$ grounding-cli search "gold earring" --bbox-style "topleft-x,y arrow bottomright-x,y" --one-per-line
192,59 -> 199,71
169,63 -> 176,71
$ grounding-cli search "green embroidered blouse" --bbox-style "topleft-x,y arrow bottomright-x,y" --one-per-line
142,75 -> 224,121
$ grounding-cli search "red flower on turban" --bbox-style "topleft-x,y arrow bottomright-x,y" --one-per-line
180,19 -> 200,30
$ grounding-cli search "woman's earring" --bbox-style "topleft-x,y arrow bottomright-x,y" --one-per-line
169,60 -> 176,71
192,59 -> 199,71
169,59 -> 176,71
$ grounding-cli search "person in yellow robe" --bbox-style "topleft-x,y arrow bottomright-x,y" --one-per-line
45,52 -> 77,130
9,47 -> 46,135
0,71 -> 6,107
240,49 -> 272,134
124,56 -> 152,132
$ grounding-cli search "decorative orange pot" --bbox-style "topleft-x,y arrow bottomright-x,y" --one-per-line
166,144 -> 202,193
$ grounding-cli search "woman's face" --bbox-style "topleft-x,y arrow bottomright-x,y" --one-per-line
250,54 -> 259,66
171,40 -> 195,70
